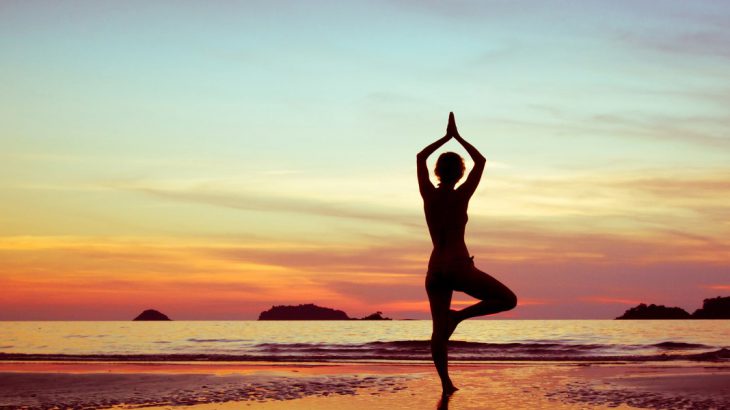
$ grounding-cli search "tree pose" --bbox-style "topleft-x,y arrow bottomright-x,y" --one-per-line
417,112 -> 517,395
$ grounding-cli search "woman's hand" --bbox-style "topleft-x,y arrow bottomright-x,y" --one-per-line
447,112 -> 460,139
448,111 -> 485,164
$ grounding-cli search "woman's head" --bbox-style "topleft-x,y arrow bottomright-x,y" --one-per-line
435,152 -> 465,186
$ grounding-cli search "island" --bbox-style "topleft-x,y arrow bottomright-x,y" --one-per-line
616,303 -> 690,319
258,304 -> 350,320
616,296 -> 730,319
133,309 -> 171,321
692,296 -> 730,319
357,311 -> 392,320
258,304 -> 393,320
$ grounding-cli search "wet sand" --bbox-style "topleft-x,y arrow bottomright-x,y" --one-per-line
0,361 -> 728,409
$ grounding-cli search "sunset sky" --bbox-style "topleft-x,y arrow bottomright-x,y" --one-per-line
2,1 -> 729,320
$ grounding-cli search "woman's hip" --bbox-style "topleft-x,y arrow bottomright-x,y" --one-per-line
426,255 -> 475,289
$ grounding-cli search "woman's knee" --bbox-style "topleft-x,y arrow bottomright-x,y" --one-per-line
431,314 -> 449,341
502,290 -> 518,311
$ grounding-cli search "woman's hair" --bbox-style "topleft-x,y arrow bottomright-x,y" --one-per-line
435,152 -> 465,185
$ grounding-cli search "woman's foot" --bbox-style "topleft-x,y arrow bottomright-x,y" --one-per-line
446,309 -> 461,340
442,381 -> 459,396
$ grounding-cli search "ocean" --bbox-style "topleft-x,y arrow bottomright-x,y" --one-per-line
2,320 -> 728,363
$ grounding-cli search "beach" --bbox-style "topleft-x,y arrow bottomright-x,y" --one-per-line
1,361 -> 729,409
2,320 -> 729,409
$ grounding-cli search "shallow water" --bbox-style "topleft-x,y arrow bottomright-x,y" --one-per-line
1,320 -> 728,362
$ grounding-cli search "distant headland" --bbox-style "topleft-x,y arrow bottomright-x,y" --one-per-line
133,309 -> 171,321
258,304 -> 392,320
616,296 -> 730,319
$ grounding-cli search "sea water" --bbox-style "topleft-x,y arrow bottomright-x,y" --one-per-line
1,320 -> 728,362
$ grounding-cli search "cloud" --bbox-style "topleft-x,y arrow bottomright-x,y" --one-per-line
104,166 -> 730,270
476,167 -> 730,222
620,29 -> 730,60
4,162 -> 730,319
579,296 -> 643,305
487,110 -> 730,149
588,113 -> 730,148
364,92 -> 421,105
114,180 -> 422,229
212,242 -> 427,276
2,232 -> 728,319
324,281 -> 426,305
386,0 -> 572,24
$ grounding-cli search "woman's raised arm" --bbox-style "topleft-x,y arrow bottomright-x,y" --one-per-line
451,114 -> 486,197
417,115 -> 454,197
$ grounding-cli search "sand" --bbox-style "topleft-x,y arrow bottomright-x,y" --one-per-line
0,361 -> 728,409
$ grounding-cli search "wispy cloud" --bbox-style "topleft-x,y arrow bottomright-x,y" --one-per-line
113,180 -> 422,229
2,230 -> 727,319
589,113 -> 730,148
620,29 -> 730,60
579,296 -> 643,305
483,110 -> 730,149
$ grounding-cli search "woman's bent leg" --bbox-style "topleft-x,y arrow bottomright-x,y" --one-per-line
426,277 -> 458,395
453,266 -> 517,322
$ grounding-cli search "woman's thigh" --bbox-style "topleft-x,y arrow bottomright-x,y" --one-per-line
425,275 -> 452,324
452,265 -> 515,302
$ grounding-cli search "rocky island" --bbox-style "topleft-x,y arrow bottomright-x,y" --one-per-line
258,304 -> 392,320
357,311 -> 392,320
692,296 -> 730,319
133,309 -> 171,321
259,304 -> 350,320
616,296 -> 730,319
615,303 -> 690,319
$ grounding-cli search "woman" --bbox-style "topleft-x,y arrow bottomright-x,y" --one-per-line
417,112 -> 517,395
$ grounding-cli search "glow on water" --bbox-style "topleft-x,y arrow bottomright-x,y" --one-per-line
2,320 -> 728,357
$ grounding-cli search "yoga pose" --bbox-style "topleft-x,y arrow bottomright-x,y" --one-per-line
417,112 -> 517,395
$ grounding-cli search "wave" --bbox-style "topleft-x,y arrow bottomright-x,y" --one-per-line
652,341 -> 710,350
1,340 -> 727,363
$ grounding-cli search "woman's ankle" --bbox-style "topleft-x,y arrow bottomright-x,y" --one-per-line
441,380 -> 459,395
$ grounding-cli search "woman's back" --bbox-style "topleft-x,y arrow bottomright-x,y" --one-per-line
423,187 -> 469,252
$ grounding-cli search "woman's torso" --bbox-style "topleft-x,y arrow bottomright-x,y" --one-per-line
424,187 -> 471,272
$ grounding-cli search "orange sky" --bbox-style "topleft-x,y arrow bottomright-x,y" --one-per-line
2,1 -> 729,319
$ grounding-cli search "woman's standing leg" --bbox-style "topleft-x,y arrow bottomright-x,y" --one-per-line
426,276 -> 458,395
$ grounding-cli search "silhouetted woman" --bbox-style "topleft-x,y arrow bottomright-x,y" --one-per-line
417,112 -> 517,395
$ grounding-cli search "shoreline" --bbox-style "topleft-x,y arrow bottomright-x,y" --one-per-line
1,361 -> 728,409
1,347 -> 727,363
